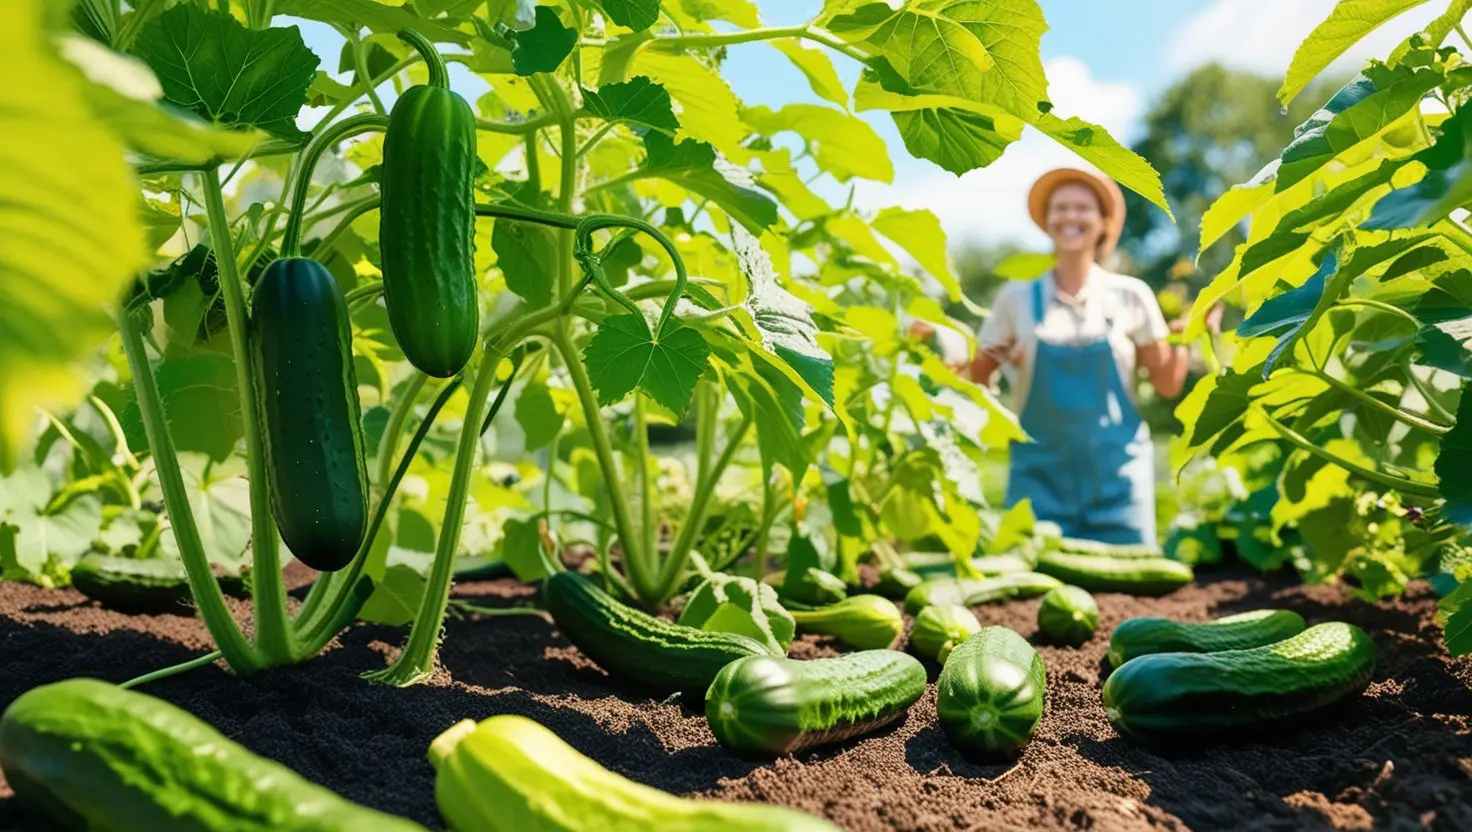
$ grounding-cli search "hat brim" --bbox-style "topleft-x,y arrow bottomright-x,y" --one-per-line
1028,168 -> 1127,256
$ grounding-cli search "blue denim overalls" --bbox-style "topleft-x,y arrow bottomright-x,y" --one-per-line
1005,279 -> 1155,545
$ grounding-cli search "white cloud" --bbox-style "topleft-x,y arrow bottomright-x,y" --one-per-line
1166,0 -> 1444,79
855,57 -> 1145,248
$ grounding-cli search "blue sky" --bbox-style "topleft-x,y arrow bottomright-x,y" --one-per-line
295,0 -> 1454,247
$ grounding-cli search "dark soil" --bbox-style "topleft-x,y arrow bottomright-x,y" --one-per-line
3,564 -> 1471,831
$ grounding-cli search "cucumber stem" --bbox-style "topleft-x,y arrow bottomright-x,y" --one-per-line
198,169 -> 296,666
656,412 -> 753,604
120,650 -> 224,690
279,114 -> 388,258
1257,408 -> 1441,498
397,29 -> 450,90
117,309 -> 261,674
375,372 -> 430,491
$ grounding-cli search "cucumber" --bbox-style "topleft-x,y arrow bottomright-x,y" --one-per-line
252,257 -> 369,573
936,627 -> 1046,755
379,79 -> 478,378
1036,585 -> 1098,646
902,552 -> 1034,578
1035,551 -> 1192,596
1056,537 -> 1162,558
788,595 -> 904,650
910,604 -> 982,663
705,650 -> 926,755
902,572 -> 1062,615
545,571 -> 772,695
872,566 -> 923,599
1102,622 -> 1377,745
429,715 -> 839,831
1107,609 -> 1308,668
70,554 -> 249,612
0,678 -> 425,830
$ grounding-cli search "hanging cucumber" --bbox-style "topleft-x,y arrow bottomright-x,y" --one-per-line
0,679 -> 426,830
936,627 -> 1046,755
251,257 -> 369,573
429,715 -> 840,831
379,30 -> 478,378
1102,622 -> 1377,746
1107,609 -> 1308,668
705,650 -> 926,755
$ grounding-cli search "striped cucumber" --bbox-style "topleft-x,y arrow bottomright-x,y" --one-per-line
1035,552 -> 1192,596
1108,609 -> 1308,668
902,572 -> 1062,615
545,571 -> 772,695
705,651 -> 926,755
1036,585 -> 1098,646
910,604 -> 983,663
936,627 -> 1046,755
1102,622 -> 1377,745
251,257 -> 369,572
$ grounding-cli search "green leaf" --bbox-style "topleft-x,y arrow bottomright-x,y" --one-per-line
769,40 -> 847,108
592,0 -> 661,30
853,75 -> 1024,175
985,499 -> 1034,554
492,201 -> 558,307
729,225 -> 835,406
509,6 -> 575,76
124,352 -> 244,462
733,361 -> 810,477
677,572 -> 794,655
583,314 -> 711,416
580,76 -> 678,134
133,6 -> 319,140
1278,0 -> 1433,105
637,132 -> 779,232
871,207 -> 960,299
1391,0 -> 1472,64
159,453 -> 251,566
993,252 -> 1054,280
1416,317 -> 1472,376
829,3 -> 995,98
495,517 -> 554,582
625,48 -> 748,161
1200,171 -> 1277,253
1033,111 -> 1172,219
358,562 -> 426,626
1443,580 -> 1472,655
514,379 -> 565,450
1436,391 -> 1472,527
2,0 -> 147,471
0,466 -> 103,583
674,0 -> 759,27
274,0 -> 470,44
744,103 -> 893,183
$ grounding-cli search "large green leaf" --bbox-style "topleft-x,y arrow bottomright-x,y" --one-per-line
580,76 -> 678,134
0,467 -> 103,584
1278,0 -> 1433,105
678,571 -> 794,656
274,0 -> 470,44
743,104 -> 893,183
508,5 -> 575,76
1033,112 -> 1172,220
853,75 -> 1024,175
592,0 -> 661,30
491,186 -> 558,306
729,225 -> 835,407
1,0 -> 147,472
123,352 -> 245,463
495,517 -> 554,582
627,48 -> 748,161
829,3 -> 996,99
635,132 -> 779,232
769,40 -> 847,108
871,207 -> 960,299
514,379 -> 566,451
158,453 -> 252,566
732,360 -> 809,477
583,314 -> 711,416
1416,317 -> 1472,376
133,5 -> 319,140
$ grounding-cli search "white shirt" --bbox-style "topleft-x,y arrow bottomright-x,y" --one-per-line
978,266 -> 1170,412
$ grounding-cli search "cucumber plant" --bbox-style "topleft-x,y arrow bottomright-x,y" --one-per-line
8,0 -> 1169,687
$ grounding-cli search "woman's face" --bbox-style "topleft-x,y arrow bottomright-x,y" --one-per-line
1045,182 -> 1106,256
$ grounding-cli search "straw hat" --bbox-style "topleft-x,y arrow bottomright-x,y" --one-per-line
1027,167 -> 1127,256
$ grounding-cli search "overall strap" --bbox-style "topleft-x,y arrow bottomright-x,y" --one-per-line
1032,278 -> 1046,326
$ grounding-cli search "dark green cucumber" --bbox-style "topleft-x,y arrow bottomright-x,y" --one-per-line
936,627 -> 1046,755
1108,609 -> 1308,668
1035,551 -> 1192,595
1056,537 -> 1162,558
705,650 -> 926,755
902,552 -> 1033,578
71,554 -> 249,612
902,572 -> 1062,615
379,83 -> 478,378
1036,585 -> 1098,646
545,571 -> 772,694
788,595 -> 904,650
251,257 -> 368,573
910,604 -> 982,662
0,678 -> 426,830
1102,622 -> 1377,745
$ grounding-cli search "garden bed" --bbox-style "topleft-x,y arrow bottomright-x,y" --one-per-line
2,566 -> 1470,832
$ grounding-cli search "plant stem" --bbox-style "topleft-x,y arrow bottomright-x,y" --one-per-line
313,198 -> 381,260
657,411 -> 752,603
479,112 -> 559,134
1305,368 -> 1451,434
398,29 -> 450,89
1257,408 -> 1441,498
118,309 -> 260,673
1405,362 -> 1455,423
473,201 -> 581,228
634,395 -> 657,563
1458,22 -> 1472,51
346,30 -> 388,114
279,115 -> 389,257
198,169 -> 295,666
120,650 -> 224,689
1338,298 -> 1421,328
375,372 -> 430,490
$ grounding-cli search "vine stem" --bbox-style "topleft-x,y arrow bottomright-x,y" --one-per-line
199,169 -> 295,665
279,115 -> 389,257
1257,408 -> 1441,498
345,30 -> 387,114
375,372 -> 430,490
398,29 -> 449,89
118,309 -> 260,673
1303,368 -> 1451,434
634,395 -> 657,566
658,411 -> 753,603
1405,362 -> 1455,423
120,650 -> 223,689
1337,297 -> 1421,327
